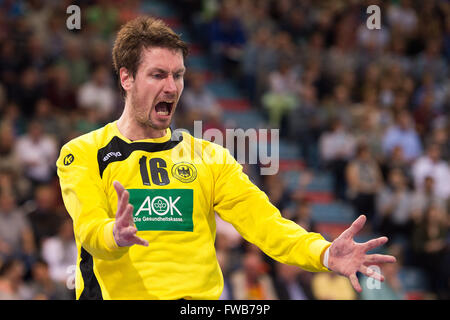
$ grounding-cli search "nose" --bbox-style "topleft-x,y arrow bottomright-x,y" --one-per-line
163,74 -> 177,95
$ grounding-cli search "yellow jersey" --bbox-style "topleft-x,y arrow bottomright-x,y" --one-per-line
56,121 -> 331,300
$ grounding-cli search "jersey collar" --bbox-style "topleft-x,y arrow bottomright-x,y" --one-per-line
112,121 -> 172,144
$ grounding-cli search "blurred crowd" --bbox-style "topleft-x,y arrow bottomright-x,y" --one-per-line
0,0 -> 449,300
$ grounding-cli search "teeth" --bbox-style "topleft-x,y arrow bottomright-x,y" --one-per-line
156,110 -> 169,116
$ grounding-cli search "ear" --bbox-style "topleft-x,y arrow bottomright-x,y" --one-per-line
119,67 -> 134,93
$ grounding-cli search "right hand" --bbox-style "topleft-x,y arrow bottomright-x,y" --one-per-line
112,181 -> 149,247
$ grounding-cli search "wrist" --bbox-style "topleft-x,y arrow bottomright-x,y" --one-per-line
323,246 -> 330,269
105,220 -> 121,250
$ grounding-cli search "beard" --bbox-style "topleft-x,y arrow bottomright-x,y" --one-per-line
130,89 -> 173,131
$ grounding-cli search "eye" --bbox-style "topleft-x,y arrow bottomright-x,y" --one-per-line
174,73 -> 184,80
152,73 -> 165,79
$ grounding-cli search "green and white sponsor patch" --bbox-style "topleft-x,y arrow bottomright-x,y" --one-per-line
127,189 -> 193,232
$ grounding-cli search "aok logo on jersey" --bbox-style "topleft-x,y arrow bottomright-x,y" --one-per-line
127,189 -> 193,232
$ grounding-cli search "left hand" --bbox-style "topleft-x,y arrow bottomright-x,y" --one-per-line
327,215 -> 397,292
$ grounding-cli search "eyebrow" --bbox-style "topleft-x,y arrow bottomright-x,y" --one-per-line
149,67 -> 186,74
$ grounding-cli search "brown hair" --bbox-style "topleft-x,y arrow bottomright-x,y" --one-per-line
112,16 -> 189,97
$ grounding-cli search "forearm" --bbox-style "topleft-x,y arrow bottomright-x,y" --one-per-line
57,147 -> 127,260
216,182 -> 331,272
214,147 -> 331,272
73,215 -> 127,260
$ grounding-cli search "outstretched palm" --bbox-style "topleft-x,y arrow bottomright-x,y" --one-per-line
113,181 -> 149,247
328,215 -> 396,292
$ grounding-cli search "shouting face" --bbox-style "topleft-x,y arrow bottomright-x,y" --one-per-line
121,47 -> 185,133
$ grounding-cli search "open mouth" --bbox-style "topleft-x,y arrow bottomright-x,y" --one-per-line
154,100 -> 174,116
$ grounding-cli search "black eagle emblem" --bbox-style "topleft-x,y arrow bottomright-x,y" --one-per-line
177,166 -> 191,178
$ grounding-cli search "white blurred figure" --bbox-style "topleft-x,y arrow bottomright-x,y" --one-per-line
78,65 -> 117,122
14,121 -> 58,184
412,143 -> 450,200
41,218 -> 77,285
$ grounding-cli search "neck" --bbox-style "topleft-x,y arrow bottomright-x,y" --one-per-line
117,108 -> 166,141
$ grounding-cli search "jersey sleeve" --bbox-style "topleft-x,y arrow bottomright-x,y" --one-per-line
56,140 -> 128,260
212,146 -> 331,272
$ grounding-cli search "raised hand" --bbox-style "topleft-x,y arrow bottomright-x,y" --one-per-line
327,215 -> 396,292
112,181 -> 149,247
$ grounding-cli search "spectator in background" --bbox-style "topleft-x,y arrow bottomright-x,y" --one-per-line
85,0 -> 119,40
425,125 -> 450,161
320,84 -> 355,130
241,26 -> 277,107
215,232 -> 236,301
0,169 -> 32,207
413,91 -> 438,138
319,118 -> 356,201
0,192 -> 35,263
288,81 -> 321,169
379,36 -> 412,75
41,218 -> 78,285
360,63 -> 381,102
238,0 -> 276,36
279,6 -> 311,43
14,121 -> 58,186
261,173 -> 291,213
0,259 -> 29,300
22,34 -> 52,73
0,40 -> 20,99
356,15 -> 390,54
216,248 -> 234,300
323,32 -> 357,83
73,108 -> 103,136
387,0 -> 418,38
56,38 -> 89,88
360,246 -> 406,300
23,0 -> 52,46
382,110 -> 423,164
352,88 -> 385,163
311,272 -> 356,300
380,145 -> 411,182
299,31 -> 326,68
10,67 -> 43,119
0,123 -> 20,174
180,71 -> 222,123
33,98 -> 68,139
410,176 -> 446,224
273,262 -> 312,300
413,73 -> 446,114
262,60 -> 299,134
230,246 -> 278,300
412,143 -> 450,200
376,168 -> 413,239
414,38 -> 448,83
377,76 -> 396,111
411,205 -> 449,299
289,199 -> 314,231
390,90 -> 409,121
45,12 -> 67,60
0,102 -> 27,136
273,31 -> 299,68
208,0 -> 246,78
25,259 -> 73,300
77,65 -> 117,123
444,15 -> 450,62
44,65 -> 77,113
346,143 -> 383,225
27,184 -> 63,248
